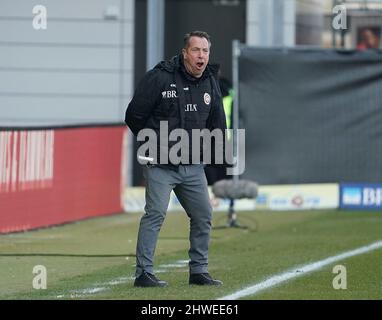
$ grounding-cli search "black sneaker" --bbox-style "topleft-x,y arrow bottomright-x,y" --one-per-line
189,273 -> 223,286
134,271 -> 168,287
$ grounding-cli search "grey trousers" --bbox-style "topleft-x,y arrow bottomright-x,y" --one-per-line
135,164 -> 212,277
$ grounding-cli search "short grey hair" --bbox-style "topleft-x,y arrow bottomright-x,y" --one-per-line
183,31 -> 211,49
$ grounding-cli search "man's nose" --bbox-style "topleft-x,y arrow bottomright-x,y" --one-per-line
198,50 -> 206,58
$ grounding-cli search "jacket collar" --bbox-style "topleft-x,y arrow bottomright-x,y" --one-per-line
155,54 -> 219,81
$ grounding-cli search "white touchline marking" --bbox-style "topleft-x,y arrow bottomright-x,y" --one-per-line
57,287 -> 109,299
77,287 -> 107,295
154,259 -> 189,273
218,240 -> 382,300
107,276 -> 135,286
159,263 -> 187,268
56,277 -> 135,299
55,259 -> 189,299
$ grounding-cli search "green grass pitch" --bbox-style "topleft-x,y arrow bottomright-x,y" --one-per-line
0,210 -> 381,300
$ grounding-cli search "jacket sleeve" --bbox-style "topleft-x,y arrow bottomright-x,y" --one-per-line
209,96 -> 227,132
208,75 -> 227,132
125,69 -> 162,136
206,78 -> 229,167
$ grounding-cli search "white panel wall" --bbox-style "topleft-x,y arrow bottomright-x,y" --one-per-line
0,0 -> 134,126
246,0 -> 296,47
1,0 -> 121,19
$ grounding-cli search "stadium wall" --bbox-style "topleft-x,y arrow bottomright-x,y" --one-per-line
0,0 -> 134,126
0,125 -> 127,233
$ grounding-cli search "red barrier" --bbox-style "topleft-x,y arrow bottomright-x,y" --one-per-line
0,126 -> 127,233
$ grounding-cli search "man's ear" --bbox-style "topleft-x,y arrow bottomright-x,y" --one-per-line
182,48 -> 186,58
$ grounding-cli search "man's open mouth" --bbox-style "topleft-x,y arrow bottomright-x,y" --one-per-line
196,62 -> 204,68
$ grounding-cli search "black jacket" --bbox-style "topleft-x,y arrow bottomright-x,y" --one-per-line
125,54 -> 227,168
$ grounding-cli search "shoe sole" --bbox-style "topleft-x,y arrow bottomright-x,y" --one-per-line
134,282 -> 168,288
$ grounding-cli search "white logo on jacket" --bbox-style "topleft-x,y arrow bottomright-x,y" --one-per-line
162,90 -> 177,98
204,93 -> 211,105
185,104 -> 197,112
